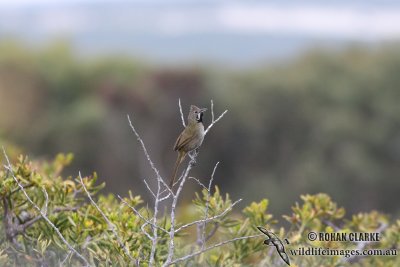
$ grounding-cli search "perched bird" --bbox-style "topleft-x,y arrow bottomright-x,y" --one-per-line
170,105 -> 207,187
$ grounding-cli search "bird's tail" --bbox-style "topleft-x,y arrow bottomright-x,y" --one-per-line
169,151 -> 185,188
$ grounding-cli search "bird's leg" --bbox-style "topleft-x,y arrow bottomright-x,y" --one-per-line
188,152 -> 196,164
188,149 -> 199,165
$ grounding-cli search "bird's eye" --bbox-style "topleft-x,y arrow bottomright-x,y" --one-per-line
194,111 -> 198,113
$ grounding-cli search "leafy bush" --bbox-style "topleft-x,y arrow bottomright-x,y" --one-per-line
0,153 -> 398,266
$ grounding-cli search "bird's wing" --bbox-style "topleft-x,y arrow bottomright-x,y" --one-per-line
174,130 -> 195,151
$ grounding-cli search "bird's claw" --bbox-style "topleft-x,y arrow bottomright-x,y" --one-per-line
189,150 -> 198,165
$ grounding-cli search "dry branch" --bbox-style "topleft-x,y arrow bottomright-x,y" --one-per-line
169,234 -> 264,265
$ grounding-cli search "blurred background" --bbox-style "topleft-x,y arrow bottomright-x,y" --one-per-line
1,0 -> 400,217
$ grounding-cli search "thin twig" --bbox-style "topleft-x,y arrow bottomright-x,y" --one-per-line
179,98 -> 186,127
127,115 -> 174,200
59,251 -> 72,267
204,110 -> 228,135
53,206 -> 80,213
170,234 -> 263,265
175,199 -> 242,233
117,195 -> 168,234
140,222 -> 153,241
210,100 -> 215,122
189,177 -> 207,190
159,193 -> 172,202
41,187 -> 49,216
143,179 -> 156,199
200,162 -> 219,249
10,183 -> 34,195
78,172 -> 135,262
149,174 -> 161,266
159,178 -> 175,197
2,147 -> 90,266
19,206 -> 79,232
205,222 -> 219,242
19,216 -> 43,230
127,115 -> 165,186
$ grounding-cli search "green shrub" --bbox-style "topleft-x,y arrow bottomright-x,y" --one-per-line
0,153 -> 398,266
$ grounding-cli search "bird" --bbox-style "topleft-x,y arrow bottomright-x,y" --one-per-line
169,105 -> 207,188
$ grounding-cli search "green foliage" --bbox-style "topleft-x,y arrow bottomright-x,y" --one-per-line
0,155 -> 398,266
0,154 -> 144,266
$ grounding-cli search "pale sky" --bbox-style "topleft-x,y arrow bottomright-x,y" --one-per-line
2,1 -> 399,39
1,0 -> 399,63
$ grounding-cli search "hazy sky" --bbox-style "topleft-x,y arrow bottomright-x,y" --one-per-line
1,0 -> 399,64
2,0 -> 399,39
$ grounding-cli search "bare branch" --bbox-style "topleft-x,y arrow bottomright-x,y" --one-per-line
78,172 -> 135,262
41,187 -> 49,216
178,98 -> 186,127
53,206 -> 80,213
159,178 -> 175,198
141,222 -> 153,241
10,183 -> 34,195
2,147 -> 90,266
175,199 -> 242,233
117,195 -> 168,234
189,176 -> 207,190
200,162 -> 219,249
143,179 -> 156,199
19,206 -> 79,232
59,251 -> 72,267
127,114 -> 165,186
19,216 -> 43,230
149,179 -> 160,266
205,222 -> 219,242
210,99 -> 215,122
204,110 -> 228,135
159,193 -> 172,202
170,234 -> 264,265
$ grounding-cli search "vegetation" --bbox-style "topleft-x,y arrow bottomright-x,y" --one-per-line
0,40 -> 399,265
0,152 -> 398,266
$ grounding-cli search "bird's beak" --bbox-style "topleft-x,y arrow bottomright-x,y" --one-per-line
200,108 -> 207,113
